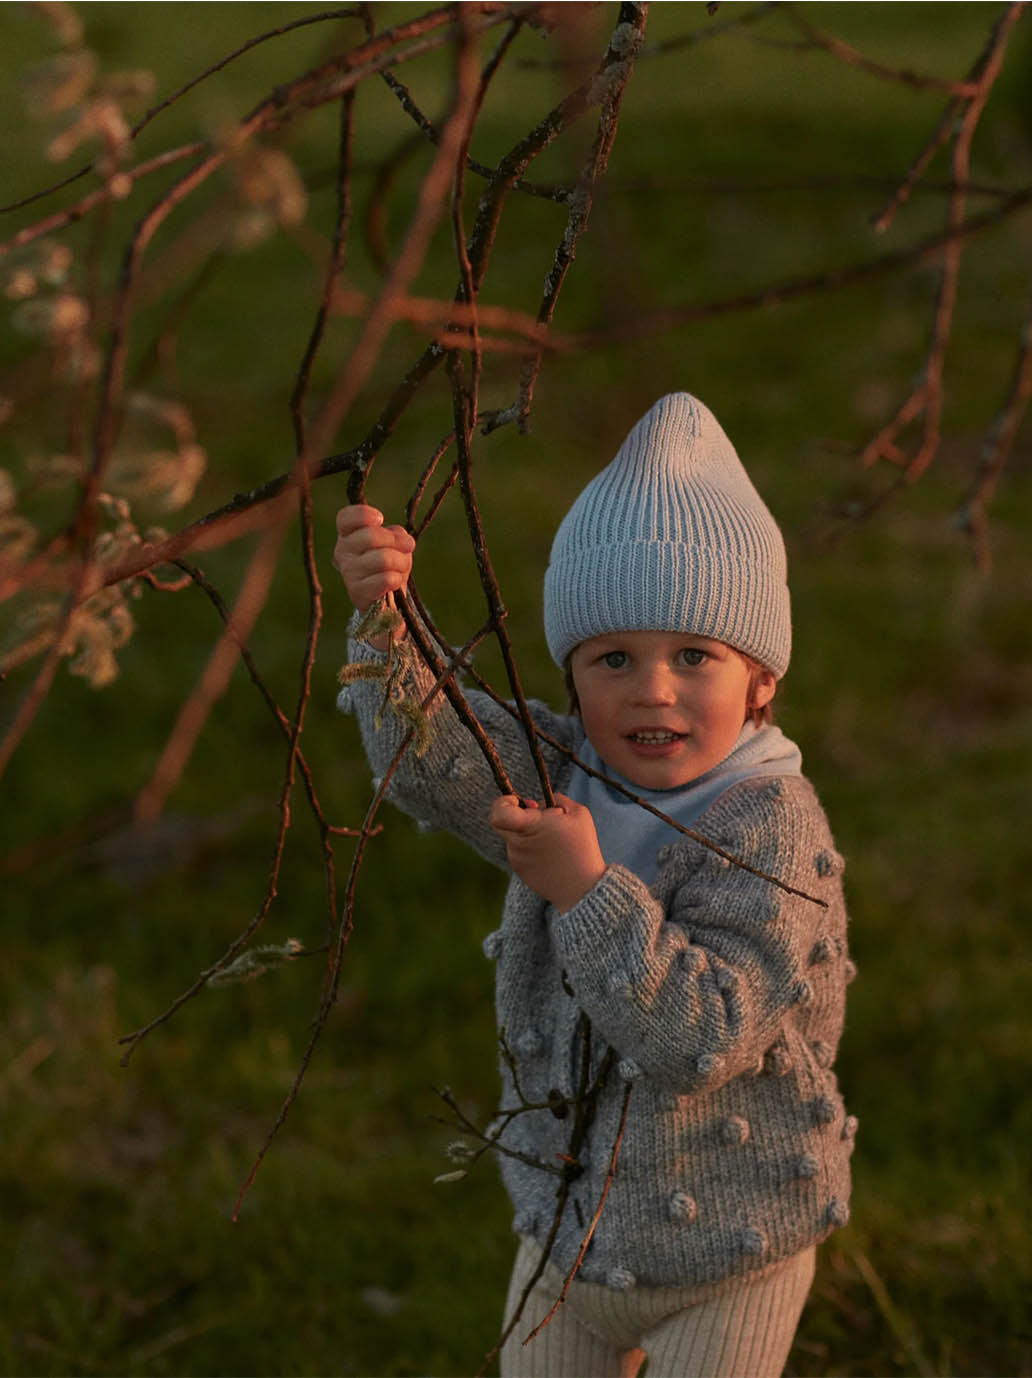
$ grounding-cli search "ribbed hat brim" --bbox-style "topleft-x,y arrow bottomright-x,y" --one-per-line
544,542 -> 791,676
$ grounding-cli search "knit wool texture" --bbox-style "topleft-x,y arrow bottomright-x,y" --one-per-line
341,622 -> 855,1292
544,392 -> 792,677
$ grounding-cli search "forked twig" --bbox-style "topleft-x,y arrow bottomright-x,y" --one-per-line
522,1080 -> 634,1346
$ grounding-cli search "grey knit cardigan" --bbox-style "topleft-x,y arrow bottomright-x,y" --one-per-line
340,628 -> 855,1292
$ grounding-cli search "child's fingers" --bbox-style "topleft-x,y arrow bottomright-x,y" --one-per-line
335,541 -> 412,577
345,567 -> 408,609
333,517 -> 415,610
489,795 -> 538,835
335,504 -> 383,537
335,522 -> 414,560
384,522 -> 416,552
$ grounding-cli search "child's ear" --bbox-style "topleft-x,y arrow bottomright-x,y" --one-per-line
750,669 -> 777,710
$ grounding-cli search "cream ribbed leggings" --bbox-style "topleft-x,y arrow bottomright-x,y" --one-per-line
499,1237 -> 815,1378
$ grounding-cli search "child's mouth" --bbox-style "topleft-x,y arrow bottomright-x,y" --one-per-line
626,730 -> 686,747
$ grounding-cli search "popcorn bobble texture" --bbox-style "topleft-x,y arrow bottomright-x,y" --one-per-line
341,610 -> 854,1291
544,393 -> 792,676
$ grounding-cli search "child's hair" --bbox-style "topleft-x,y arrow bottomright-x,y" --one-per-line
563,648 -> 777,726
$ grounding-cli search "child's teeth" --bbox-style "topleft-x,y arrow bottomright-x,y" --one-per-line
634,731 -> 675,742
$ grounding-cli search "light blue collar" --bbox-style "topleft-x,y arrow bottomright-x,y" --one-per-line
566,722 -> 802,886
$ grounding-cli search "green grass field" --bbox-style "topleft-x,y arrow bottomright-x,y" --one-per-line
2,4 -> 1031,1374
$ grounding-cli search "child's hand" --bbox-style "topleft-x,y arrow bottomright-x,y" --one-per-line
333,505 -> 414,641
489,793 -> 606,913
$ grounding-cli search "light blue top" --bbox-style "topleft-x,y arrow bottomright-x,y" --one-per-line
566,722 -> 803,885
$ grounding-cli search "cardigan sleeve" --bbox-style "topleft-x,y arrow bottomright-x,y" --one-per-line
337,614 -> 580,871
549,775 -> 849,1095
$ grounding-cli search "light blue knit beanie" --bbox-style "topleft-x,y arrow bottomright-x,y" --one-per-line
543,392 -> 791,677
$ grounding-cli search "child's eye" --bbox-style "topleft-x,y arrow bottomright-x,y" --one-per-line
602,650 -> 627,669
676,647 -> 706,667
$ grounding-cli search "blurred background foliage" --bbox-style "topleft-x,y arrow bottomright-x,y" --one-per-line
1,2 -> 1030,1374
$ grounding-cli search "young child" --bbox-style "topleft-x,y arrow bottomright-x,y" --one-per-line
333,393 -> 854,1378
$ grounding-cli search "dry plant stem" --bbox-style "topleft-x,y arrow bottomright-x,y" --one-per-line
522,1080 -> 634,1347
960,293 -> 1032,571
6,2 -> 666,612
1,145 -> 207,252
156,91 -> 359,956
0,11 -> 501,780
332,284 -> 573,349
0,9 -> 367,217
378,62 -> 565,203
140,569 -> 193,594
119,610 -> 490,1080
517,0 -> 647,429
412,458 -> 461,538
780,4 -> 980,96
226,557 -> 337,1215
282,93 -> 357,941
403,592 -> 827,907
16,112 -> 279,807
42,166 -> 1032,597
133,250 -> 228,389
397,582 -> 516,795
859,3 -> 1025,482
619,172 -> 1015,202
584,181 -> 1032,347
362,128 -> 424,271
480,1031 -> 617,1375
119,631 -> 308,1068
847,1244 -> 937,1378
0,627 -> 70,779
133,521 -> 288,823
432,1085 -> 567,1179
443,13 -> 557,806
231,620 -> 497,1219
636,2 -> 776,58
171,560 -> 350,852
405,432 -> 457,532
128,8 -> 364,143
449,362 -> 557,805
871,100 -> 965,235
461,10 -> 641,307
327,13 -> 485,502
528,715 -> 827,907
90,8 -> 492,506
20,174 -> 1027,614
292,85 -> 356,456
44,9 -> 497,666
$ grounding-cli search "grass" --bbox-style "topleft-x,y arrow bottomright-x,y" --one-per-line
2,3 -> 1032,1375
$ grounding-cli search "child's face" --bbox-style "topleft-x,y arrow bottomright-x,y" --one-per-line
569,630 -> 775,791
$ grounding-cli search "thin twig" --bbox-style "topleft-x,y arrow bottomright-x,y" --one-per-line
449,373 -> 557,805
871,99 -> 966,236
580,182 -> 1032,347
479,1031 -> 616,1375
405,591 -> 829,908
515,0 -> 647,430
858,3 -> 1026,483
0,9 -> 366,217
522,1080 -> 634,1345
956,293 -> 1032,571
405,432 -> 457,534
132,523 -> 286,823
170,561 -> 354,845
378,65 -> 567,202
1,144 -> 206,248
231,617 -> 497,1217
780,4 -> 981,97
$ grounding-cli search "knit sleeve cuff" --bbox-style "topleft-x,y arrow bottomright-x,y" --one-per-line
552,863 -> 658,958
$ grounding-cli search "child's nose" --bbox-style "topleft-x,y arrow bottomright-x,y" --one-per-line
632,664 -> 677,706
